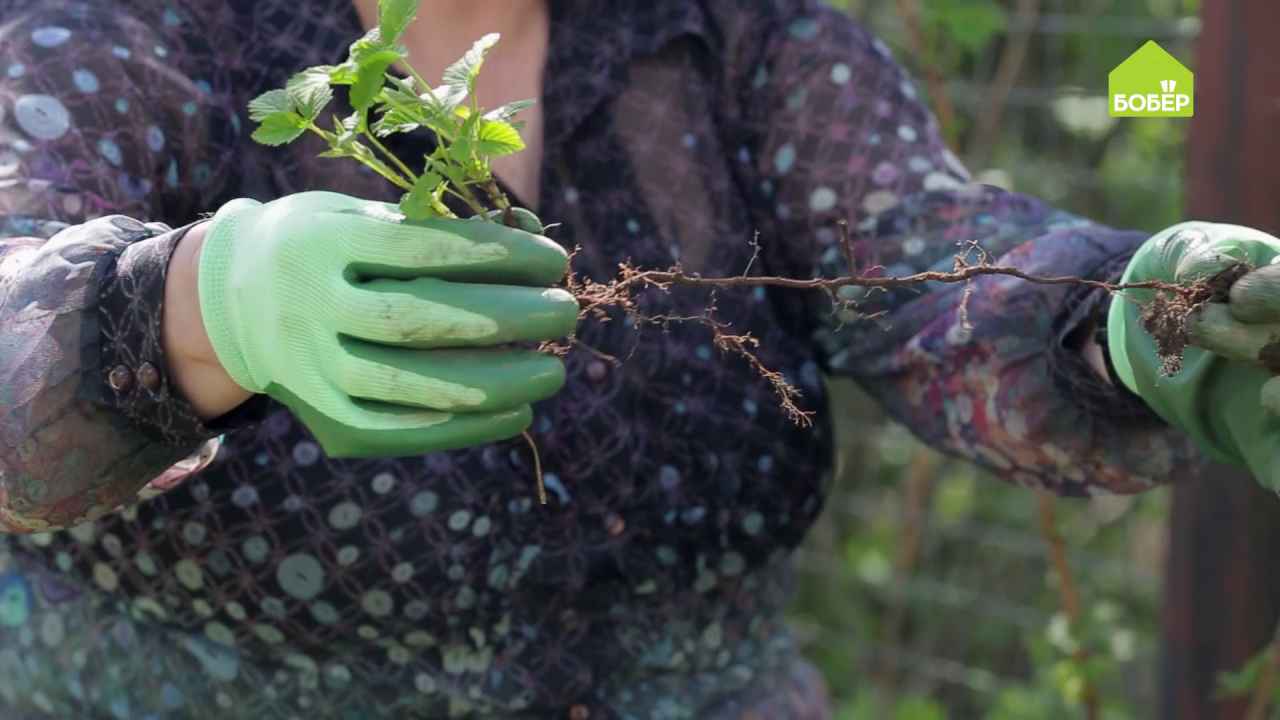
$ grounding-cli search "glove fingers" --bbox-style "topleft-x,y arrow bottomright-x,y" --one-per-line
472,207 -> 544,234
1187,303 -> 1280,370
1213,370 -> 1280,489
271,383 -> 532,459
1168,223 -> 1280,281
321,402 -> 532,459
1229,262 -> 1280,323
1263,377 -> 1280,416
336,207 -> 569,287
332,340 -> 566,412
338,278 -> 579,348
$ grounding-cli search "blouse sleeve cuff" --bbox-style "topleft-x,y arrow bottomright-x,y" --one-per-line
83,220 -> 261,446
1052,251 -> 1166,426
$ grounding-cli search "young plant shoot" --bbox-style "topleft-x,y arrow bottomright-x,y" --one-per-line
248,0 -> 528,223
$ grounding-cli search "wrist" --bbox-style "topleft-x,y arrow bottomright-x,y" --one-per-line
163,221 -> 254,420
195,199 -> 264,392
1081,331 -> 1113,384
166,223 -> 215,365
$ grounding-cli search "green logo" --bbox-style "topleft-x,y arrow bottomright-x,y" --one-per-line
1108,40 -> 1194,117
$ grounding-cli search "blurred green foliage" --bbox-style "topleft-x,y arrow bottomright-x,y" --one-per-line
790,1 -> 1200,717
794,381 -> 1169,718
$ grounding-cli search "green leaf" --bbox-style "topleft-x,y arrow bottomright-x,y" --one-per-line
329,62 -> 359,85
1217,652 -> 1269,698
248,89 -> 294,121
251,112 -> 308,146
476,119 -> 525,157
286,67 -> 334,121
447,109 -> 483,167
385,74 -> 416,95
370,81 -> 455,140
435,159 -> 472,196
337,112 -> 360,138
348,27 -> 388,57
373,106 -> 421,137
351,48 -> 405,111
344,28 -> 405,108
417,85 -> 469,139
378,0 -> 419,45
892,697 -> 945,720
400,171 -> 444,221
483,99 -> 534,123
373,80 -> 434,136
428,91 -> 467,124
442,33 -> 500,93
923,0 -> 1007,54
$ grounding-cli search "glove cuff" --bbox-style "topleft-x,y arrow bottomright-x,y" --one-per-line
197,198 -> 265,393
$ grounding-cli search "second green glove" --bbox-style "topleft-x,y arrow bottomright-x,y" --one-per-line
1108,222 -> 1280,485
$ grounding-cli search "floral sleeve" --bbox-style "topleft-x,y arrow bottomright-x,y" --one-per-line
737,1 -> 1197,494
0,2 -> 241,532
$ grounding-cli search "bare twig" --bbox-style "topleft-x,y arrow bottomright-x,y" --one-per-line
878,449 -> 941,692
1038,493 -> 1100,720
967,0 -> 1043,169
896,0 -> 960,144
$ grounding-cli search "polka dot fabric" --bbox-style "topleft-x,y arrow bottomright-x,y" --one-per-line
0,0 -> 1196,718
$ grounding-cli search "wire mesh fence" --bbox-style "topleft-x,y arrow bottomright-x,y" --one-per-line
790,2 -> 1201,717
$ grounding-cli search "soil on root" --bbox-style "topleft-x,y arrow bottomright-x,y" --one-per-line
1140,263 -> 1251,375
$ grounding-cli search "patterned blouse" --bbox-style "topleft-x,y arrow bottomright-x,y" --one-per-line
0,0 -> 1193,718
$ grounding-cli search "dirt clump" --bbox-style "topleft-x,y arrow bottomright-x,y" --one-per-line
1140,263 -> 1250,375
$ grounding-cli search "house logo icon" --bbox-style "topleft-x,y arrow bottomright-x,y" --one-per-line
1109,41 -> 1194,117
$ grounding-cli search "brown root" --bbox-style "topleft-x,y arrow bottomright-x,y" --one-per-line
522,431 -> 546,505
1140,263 -> 1250,375
542,240 -> 1219,422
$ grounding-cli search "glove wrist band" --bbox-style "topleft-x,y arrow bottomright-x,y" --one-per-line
196,200 -> 262,393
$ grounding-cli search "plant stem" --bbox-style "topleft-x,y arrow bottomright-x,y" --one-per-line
483,179 -> 512,212
443,184 -> 491,216
408,67 -> 434,93
895,0 -> 959,146
361,156 -> 415,191
965,0 -> 1042,169
363,129 -> 419,183
308,122 -> 414,191
458,182 -> 489,213
307,124 -> 335,143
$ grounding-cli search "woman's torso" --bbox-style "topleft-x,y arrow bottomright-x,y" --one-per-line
0,1 -> 835,717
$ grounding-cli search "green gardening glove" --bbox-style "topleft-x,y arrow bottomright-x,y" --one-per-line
197,191 -> 579,458
1108,222 -> 1280,486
